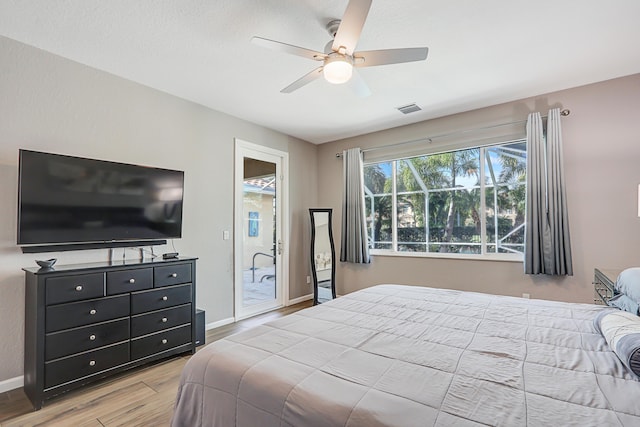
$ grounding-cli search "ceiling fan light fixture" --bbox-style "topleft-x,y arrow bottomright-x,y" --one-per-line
323,54 -> 353,84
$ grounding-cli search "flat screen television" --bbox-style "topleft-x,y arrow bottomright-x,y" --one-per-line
17,149 -> 184,249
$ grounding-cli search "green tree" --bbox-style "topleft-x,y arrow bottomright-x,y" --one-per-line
364,163 -> 392,247
487,143 -> 527,251
397,149 -> 479,252
430,150 -> 479,252
496,145 -> 526,225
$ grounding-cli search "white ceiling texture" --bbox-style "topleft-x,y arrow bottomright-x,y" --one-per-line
1,0 -> 639,144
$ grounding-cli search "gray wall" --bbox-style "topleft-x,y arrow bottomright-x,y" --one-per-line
318,74 -> 640,304
0,36 -> 316,384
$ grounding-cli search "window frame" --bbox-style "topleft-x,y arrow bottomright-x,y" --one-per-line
364,139 -> 526,262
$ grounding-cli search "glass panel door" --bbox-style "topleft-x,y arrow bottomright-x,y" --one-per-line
242,158 -> 277,308
234,140 -> 287,320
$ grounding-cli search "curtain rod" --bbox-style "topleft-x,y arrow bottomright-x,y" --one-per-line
335,108 -> 570,158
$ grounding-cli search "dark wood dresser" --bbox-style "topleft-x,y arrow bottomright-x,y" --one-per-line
23,257 -> 197,410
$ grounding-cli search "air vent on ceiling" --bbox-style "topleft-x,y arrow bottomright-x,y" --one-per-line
396,103 -> 422,114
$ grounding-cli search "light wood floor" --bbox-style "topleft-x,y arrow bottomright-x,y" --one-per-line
0,300 -> 312,427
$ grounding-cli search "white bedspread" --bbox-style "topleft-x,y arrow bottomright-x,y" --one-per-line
172,285 -> 640,426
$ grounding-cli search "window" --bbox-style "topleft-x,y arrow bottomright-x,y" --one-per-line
363,141 -> 526,258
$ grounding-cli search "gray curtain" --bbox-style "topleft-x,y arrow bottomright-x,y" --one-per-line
525,108 -> 573,275
340,147 -> 370,263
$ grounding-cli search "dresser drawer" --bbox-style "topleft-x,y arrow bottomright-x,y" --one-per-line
46,294 -> 130,333
131,304 -> 192,338
131,284 -> 191,315
45,342 -> 130,389
154,263 -> 192,287
46,273 -> 105,305
131,324 -> 192,360
45,318 -> 130,361
106,268 -> 153,295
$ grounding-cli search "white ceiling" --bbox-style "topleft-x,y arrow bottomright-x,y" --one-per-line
1,0 -> 639,144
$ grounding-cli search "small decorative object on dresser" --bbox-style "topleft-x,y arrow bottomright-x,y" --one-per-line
23,257 -> 197,410
35,258 -> 57,269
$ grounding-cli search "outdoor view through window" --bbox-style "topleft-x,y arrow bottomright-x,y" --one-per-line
363,141 -> 527,257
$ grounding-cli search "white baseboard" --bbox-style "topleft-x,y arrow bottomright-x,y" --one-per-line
287,293 -> 313,306
205,317 -> 235,331
0,375 -> 23,393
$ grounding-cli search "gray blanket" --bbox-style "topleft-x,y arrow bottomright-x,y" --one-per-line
172,285 -> 640,426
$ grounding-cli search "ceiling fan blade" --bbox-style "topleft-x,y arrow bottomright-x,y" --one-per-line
332,0 -> 372,55
252,37 -> 326,61
354,47 -> 429,67
350,69 -> 371,98
281,67 -> 324,93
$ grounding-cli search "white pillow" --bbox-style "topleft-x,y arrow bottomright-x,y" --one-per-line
609,293 -> 640,315
616,268 -> 640,304
594,310 -> 640,377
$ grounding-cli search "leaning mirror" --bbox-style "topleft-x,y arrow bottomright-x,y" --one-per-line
309,208 -> 336,304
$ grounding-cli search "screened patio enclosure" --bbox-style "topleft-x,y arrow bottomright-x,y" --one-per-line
363,141 -> 527,256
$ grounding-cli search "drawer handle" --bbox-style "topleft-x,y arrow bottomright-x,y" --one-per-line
90,309 -> 97,315
89,334 -> 96,341
89,360 -> 96,367
162,317 -> 168,323
171,273 -> 178,278
129,278 -> 136,284
162,339 -> 168,344
75,285 -> 83,291
162,296 -> 168,301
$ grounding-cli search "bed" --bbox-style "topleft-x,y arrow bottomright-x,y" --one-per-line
172,285 -> 640,426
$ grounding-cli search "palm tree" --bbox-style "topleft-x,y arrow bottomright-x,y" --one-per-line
493,144 -> 526,224
487,143 -> 527,252
436,150 -> 479,252
396,149 -> 479,252
363,164 -> 392,247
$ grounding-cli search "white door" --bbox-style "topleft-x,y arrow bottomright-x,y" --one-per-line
234,139 -> 288,320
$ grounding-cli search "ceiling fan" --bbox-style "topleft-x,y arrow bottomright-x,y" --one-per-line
251,0 -> 429,96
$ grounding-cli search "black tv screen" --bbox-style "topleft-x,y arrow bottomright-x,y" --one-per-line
17,150 -> 184,246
